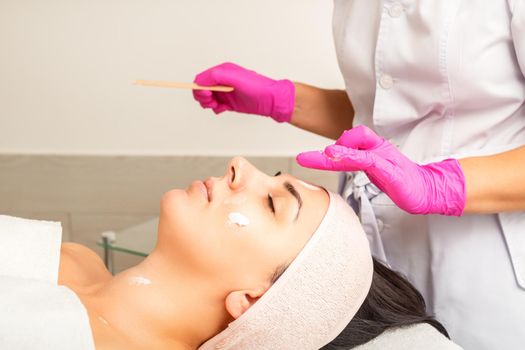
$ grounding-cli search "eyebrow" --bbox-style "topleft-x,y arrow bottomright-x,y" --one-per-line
270,263 -> 290,284
284,181 -> 303,221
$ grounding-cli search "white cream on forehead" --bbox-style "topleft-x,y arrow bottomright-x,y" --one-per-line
228,212 -> 250,227
298,180 -> 321,191
128,276 -> 152,286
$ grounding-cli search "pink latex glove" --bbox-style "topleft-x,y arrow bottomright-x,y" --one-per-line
193,62 -> 295,122
296,125 -> 466,216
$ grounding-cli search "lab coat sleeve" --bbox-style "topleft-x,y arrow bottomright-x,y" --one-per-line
510,0 -> 525,78
0,215 -> 62,284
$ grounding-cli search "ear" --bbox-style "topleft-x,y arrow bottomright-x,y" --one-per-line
225,288 -> 266,319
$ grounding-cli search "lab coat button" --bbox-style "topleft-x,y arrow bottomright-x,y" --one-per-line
389,3 -> 404,18
379,74 -> 394,89
377,219 -> 384,232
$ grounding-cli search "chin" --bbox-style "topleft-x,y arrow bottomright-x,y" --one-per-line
159,190 -> 188,231
157,189 -> 189,247
157,192 -> 211,270
158,188 -> 204,233
160,188 -> 186,212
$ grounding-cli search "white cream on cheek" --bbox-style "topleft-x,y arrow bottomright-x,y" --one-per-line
128,276 -> 152,286
228,212 -> 250,227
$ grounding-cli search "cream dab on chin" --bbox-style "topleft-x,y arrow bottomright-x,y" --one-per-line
228,212 -> 250,227
128,276 -> 152,286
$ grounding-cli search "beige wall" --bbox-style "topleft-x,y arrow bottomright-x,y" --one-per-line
0,0 -> 344,156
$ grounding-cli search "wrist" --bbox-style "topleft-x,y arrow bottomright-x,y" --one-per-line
423,158 -> 466,216
270,79 -> 295,123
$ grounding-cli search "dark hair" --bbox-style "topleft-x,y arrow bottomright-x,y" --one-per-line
321,258 -> 449,349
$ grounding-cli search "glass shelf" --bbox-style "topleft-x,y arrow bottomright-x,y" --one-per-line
96,218 -> 158,272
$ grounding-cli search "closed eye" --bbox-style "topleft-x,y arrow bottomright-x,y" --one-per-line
267,171 -> 280,214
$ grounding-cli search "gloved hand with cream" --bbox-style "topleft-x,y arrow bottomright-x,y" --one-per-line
193,62 -> 295,122
296,125 -> 466,216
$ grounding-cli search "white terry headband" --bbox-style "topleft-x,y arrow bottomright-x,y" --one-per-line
199,191 -> 374,350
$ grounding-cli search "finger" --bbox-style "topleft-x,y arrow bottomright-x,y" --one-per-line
194,68 -> 219,86
296,151 -> 351,171
194,62 -> 239,87
192,89 -> 213,103
193,90 -> 218,109
196,93 -> 215,105
200,100 -> 218,109
324,145 -> 376,169
336,125 -> 384,150
213,104 -> 230,114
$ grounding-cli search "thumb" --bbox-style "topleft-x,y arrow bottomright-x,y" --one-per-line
194,68 -> 219,87
194,62 -> 242,87
296,149 -> 370,172
323,144 -> 376,169
296,151 -> 346,171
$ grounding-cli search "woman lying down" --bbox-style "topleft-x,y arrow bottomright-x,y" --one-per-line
0,157 -> 461,350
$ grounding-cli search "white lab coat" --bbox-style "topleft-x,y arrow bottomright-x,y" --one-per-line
333,1 -> 525,349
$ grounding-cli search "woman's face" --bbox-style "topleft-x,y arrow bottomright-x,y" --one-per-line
157,157 -> 329,292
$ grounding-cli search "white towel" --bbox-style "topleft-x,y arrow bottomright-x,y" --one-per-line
0,215 -> 95,350
0,215 -> 62,283
0,276 -> 95,350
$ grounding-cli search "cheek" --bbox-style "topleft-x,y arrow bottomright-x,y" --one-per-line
220,217 -> 290,282
157,194 -> 287,283
196,219 -> 280,285
222,193 -> 248,206
227,212 -> 251,227
156,192 -> 241,277
222,197 -> 262,230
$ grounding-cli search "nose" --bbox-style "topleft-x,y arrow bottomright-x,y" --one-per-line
226,156 -> 258,191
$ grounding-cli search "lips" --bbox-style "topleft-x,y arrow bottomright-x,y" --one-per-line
203,178 -> 213,202
191,180 -> 209,202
